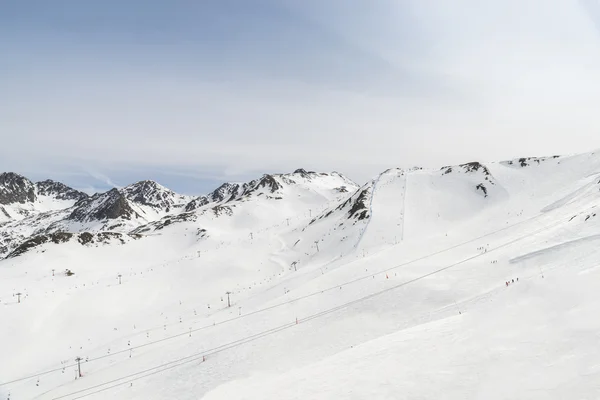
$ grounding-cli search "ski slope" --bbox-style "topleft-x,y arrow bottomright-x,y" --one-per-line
355,168 -> 406,252
2,152 -> 600,400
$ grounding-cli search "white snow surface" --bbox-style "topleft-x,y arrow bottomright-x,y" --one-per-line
2,154 -> 600,399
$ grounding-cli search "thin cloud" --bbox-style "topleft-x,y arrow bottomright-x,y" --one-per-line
2,0 -> 600,191
82,169 -> 121,189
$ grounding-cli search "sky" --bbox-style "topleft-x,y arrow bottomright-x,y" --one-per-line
2,0 -> 600,195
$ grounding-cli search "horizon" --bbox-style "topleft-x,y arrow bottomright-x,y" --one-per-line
1,147 -> 593,196
3,1 -> 600,194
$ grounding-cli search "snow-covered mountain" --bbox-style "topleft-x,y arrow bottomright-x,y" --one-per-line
131,170 -> 358,244
0,173 -> 88,224
121,180 -> 193,218
35,180 -> 88,202
0,172 -> 36,205
0,176 -> 191,257
3,152 -> 600,400
0,169 -> 358,259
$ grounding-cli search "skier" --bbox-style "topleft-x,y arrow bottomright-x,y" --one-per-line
511,279 -> 514,283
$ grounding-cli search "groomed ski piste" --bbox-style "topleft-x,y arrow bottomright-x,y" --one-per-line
2,153 -> 600,399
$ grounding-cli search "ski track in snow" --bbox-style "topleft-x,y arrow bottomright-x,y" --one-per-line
351,175 -> 380,253
509,234 -> 600,264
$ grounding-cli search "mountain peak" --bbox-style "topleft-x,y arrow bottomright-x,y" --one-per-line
68,188 -> 138,222
0,172 -> 28,180
209,182 -> 243,203
293,168 -> 315,178
35,179 -> 88,202
121,180 -> 171,206
0,172 -> 36,205
256,174 -> 282,193
121,180 -> 191,214
125,180 -> 164,191
441,161 -> 491,176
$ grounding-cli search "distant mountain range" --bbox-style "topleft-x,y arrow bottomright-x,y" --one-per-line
0,153 -> 592,261
0,169 -> 357,258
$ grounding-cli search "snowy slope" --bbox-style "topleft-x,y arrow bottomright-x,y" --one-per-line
3,153 -> 600,400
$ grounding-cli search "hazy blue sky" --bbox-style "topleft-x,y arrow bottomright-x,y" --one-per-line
3,0 -> 600,194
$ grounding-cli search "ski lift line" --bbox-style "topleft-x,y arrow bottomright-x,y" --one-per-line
143,207 -> 547,333
49,215 -> 566,400
21,209 -> 600,400
104,208 -> 569,371
51,322 -> 299,400
57,237 -> 590,400
52,238 -> 596,400
0,207 -> 570,388
76,203 -> 549,343
117,194 -> 589,335
76,212 -> 556,356
39,248 -> 600,400
31,216 -> 563,399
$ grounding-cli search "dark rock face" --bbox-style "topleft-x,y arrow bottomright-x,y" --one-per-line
6,231 -> 141,258
184,196 -> 210,212
0,173 -> 36,205
440,162 -> 496,196
68,189 -> 138,222
293,168 -> 316,178
122,180 -> 159,206
476,183 -> 488,197
212,205 -> 234,217
78,232 -> 94,244
241,175 -> 282,198
256,175 -> 282,193
35,180 -> 88,202
209,183 -> 243,203
120,180 -> 180,211
504,155 -> 561,167
343,188 -> 370,220
441,162 -> 491,176
6,232 -> 74,258
307,184 -> 371,229
460,162 -> 487,174
0,206 -> 11,219
457,162 -> 492,176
